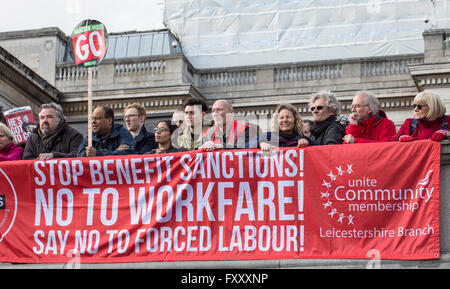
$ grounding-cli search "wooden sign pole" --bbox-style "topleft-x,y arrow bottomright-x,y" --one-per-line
87,66 -> 93,147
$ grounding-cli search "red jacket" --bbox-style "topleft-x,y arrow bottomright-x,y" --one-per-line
203,121 -> 252,149
345,110 -> 396,143
0,143 -> 24,162
393,115 -> 450,141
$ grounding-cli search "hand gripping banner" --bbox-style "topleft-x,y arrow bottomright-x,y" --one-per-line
0,140 -> 440,263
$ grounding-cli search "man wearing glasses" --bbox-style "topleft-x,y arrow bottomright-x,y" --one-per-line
309,91 -> 346,145
342,91 -> 396,144
122,103 -> 157,154
77,106 -> 135,157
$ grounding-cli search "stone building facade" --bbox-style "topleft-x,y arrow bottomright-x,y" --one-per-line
1,27 -> 450,135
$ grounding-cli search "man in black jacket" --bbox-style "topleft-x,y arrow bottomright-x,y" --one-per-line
23,103 -> 83,160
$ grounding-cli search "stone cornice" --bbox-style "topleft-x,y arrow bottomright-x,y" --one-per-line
60,84 -> 203,119
0,46 -> 60,104
0,27 -> 66,41
229,87 -> 418,118
409,62 -> 450,91
60,84 -> 202,103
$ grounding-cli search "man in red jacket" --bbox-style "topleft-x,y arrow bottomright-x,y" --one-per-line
343,91 -> 396,144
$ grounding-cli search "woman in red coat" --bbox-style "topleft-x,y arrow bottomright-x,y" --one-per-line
0,123 -> 24,161
393,91 -> 449,142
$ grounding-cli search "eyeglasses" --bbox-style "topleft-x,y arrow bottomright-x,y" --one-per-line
154,127 -> 170,133
413,104 -> 428,110
351,104 -> 369,109
310,106 -> 324,111
124,114 -> 140,120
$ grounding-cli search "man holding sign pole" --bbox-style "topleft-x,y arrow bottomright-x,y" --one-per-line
77,106 -> 135,157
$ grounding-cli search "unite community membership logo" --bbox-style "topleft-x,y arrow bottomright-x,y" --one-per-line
319,163 -> 435,226
0,168 -> 18,242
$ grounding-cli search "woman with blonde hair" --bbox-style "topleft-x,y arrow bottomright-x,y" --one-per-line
0,123 -> 24,161
393,91 -> 449,142
256,103 -> 316,153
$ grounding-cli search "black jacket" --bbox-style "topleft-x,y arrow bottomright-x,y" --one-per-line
311,116 -> 346,145
134,125 -> 157,154
23,121 -> 83,160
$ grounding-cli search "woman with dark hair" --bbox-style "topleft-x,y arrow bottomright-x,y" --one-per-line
256,103 -> 316,153
147,120 -> 186,154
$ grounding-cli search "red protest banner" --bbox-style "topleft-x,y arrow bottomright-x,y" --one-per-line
0,140 -> 440,263
3,106 -> 37,144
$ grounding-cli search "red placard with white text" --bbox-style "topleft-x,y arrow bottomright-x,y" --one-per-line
3,106 -> 36,144
0,140 -> 440,263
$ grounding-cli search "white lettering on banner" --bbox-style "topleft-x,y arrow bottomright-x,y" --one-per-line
126,181 -> 302,224
334,186 -> 434,203
319,225 -> 435,239
30,150 -> 307,256
35,189 -> 74,226
73,230 -> 100,254
33,230 -> 70,255
31,225 -> 303,255
34,160 -> 83,186
218,225 -> 301,252
81,188 -> 120,226
32,151 -> 300,186
101,188 -> 119,226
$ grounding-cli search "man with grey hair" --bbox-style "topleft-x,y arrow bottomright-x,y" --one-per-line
309,91 -> 346,145
343,91 -> 396,143
23,102 -> 83,160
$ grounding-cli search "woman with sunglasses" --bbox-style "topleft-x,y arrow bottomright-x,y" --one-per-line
256,103 -> 316,153
146,120 -> 186,154
309,91 -> 346,145
393,92 -> 449,142
0,123 -> 24,162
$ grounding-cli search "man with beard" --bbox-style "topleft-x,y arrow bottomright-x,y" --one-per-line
23,103 -> 83,160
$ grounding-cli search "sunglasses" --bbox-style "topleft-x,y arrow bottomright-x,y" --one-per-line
413,104 -> 428,110
310,106 -> 324,111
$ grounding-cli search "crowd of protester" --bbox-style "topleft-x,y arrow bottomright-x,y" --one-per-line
0,90 -> 449,162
